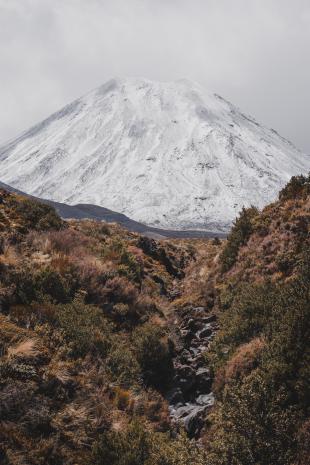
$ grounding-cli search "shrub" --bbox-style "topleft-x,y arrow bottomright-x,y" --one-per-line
106,342 -> 140,387
92,419 -> 206,465
208,370 -> 300,465
9,197 -> 63,231
47,228 -> 93,255
114,387 -> 131,410
279,173 -> 310,201
0,380 -> 35,420
211,282 -> 274,370
56,297 -> 112,357
213,337 -> 265,396
103,276 -> 138,306
92,419 -> 151,465
100,223 -> 111,235
9,301 -> 57,328
8,269 -> 37,304
220,206 -> 258,272
208,253 -> 310,465
275,251 -> 295,275
119,250 -> 143,283
34,268 -> 72,303
212,237 -> 221,246
133,323 -> 172,389
0,236 -> 4,254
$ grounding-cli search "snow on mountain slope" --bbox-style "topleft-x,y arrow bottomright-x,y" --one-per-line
0,78 -> 309,231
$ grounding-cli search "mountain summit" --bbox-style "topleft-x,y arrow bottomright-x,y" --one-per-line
0,78 -> 309,231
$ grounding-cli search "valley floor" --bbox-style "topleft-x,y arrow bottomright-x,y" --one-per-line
0,175 -> 309,465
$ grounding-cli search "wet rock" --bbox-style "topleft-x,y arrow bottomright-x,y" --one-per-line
180,329 -> 191,339
195,367 -> 212,390
183,406 -> 206,437
168,306 -> 217,437
170,404 -> 207,438
197,325 -> 212,339
167,388 -> 184,404
176,365 -> 195,378
189,347 -> 199,357
191,306 -> 206,314
196,393 -> 215,406
179,349 -> 191,363
175,377 -> 195,394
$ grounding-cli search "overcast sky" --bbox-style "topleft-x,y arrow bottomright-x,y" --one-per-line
1,0 -> 309,152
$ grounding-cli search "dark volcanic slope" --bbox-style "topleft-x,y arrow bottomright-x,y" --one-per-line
0,181 -> 225,239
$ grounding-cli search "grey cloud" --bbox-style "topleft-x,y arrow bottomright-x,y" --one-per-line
0,0 -> 309,152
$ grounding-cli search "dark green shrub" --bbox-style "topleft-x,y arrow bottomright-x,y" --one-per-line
119,250 -> 143,283
211,282 -> 274,370
279,173 -> 310,201
92,419 -> 206,465
212,237 -> 221,246
34,268 -> 71,303
56,297 -> 112,357
106,342 -> 141,387
208,370 -> 300,465
6,269 -> 37,304
220,206 -> 258,272
275,251 -> 295,275
92,420 -> 150,465
133,323 -> 172,389
10,197 -> 63,231
209,251 -> 310,465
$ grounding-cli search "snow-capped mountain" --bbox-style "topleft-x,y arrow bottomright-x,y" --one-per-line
0,78 -> 309,231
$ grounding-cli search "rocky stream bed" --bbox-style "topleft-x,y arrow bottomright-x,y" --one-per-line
167,306 -> 218,438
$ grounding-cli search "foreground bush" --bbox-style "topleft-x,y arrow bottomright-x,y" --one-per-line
279,173 -> 310,201
208,248 -> 310,465
57,297 -> 112,357
133,323 -> 173,389
220,206 -> 258,272
8,197 -> 63,231
92,419 -> 206,465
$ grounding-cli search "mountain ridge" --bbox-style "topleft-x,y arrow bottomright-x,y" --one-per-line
0,77 -> 309,231
0,180 -> 225,238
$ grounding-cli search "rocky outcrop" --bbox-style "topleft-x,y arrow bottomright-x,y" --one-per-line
137,236 -> 189,278
167,307 -> 218,438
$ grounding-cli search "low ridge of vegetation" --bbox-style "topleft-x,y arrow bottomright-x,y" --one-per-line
208,174 -> 310,465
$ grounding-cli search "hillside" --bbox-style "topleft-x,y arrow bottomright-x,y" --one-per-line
0,188 -> 209,464
0,78 -> 309,232
204,174 -> 310,465
0,175 -> 309,465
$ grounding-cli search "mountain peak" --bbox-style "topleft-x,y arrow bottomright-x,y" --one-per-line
0,78 -> 309,232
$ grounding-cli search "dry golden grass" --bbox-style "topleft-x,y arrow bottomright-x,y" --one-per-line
7,338 -> 40,359
0,315 -> 30,346
114,387 -> 131,410
0,242 -> 19,266
171,239 -> 222,309
45,359 -> 73,384
213,337 -> 266,394
31,251 -> 51,264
